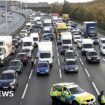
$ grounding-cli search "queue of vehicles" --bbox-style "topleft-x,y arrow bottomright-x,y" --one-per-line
0,11 -> 104,105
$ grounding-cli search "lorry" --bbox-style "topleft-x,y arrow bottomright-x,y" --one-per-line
83,21 -> 97,38
55,22 -> 68,40
61,32 -> 72,49
22,37 -> 33,51
81,38 -> 94,55
37,41 -> 53,67
0,36 -> 12,65
62,14 -> 69,22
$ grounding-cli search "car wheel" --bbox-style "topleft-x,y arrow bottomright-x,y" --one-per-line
52,97 -> 58,105
72,101 -> 80,105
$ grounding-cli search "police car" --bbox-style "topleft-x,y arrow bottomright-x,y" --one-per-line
50,82 -> 96,105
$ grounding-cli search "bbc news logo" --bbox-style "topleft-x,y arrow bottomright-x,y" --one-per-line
0,91 -> 14,97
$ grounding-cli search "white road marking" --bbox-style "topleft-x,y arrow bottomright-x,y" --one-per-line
73,46 -> 75,50
59,69 -> 62,78
102,58 -> 105,62
76,51 -> 79,56
29,69 -> 33,80
84,68 -> 90,78
57,52 -> 59,57
79,58 -> 84,65
21,83 -> 29,99
56,46 -> 58,51
58,59 -> 60,66
92,82 -> 100,95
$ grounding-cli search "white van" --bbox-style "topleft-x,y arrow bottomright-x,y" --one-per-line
61,32 -> 72,49
30,33 -> 39,47
22,37 -> 33,51
81,38 -> 94,55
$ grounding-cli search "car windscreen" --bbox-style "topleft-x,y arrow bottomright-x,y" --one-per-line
58,29 -> 67,33
23,49 -> 30,53
69,87 -> 85,94
83,44 -> 93,48
63,40 -> 71,44
33,38 -> 38,41
0,73 -> 14,80
16,54 -> 26,58
87,52 -> 97,56
40,53 -> 51,58
10,61 -> 20,66
65,52 -> 75,57
62,46 -> 69,49
102,40 -> 105,43
38,63 -> 48,68
66,61 -> 76,65
23,42 -> 32,46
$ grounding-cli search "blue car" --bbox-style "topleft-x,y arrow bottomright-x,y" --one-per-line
36,61 -> 49,75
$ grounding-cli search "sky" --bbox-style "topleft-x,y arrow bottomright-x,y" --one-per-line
20,0 -> 94,3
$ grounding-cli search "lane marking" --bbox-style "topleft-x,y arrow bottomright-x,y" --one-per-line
76,51 -> 79,56
56,46 -> 58,51
102,58 -> 105,62
29,69 -> 33,80
73,46 -> 75,50
84,68 -> 90,78
57,52 -> 59,57
21,83 -> 29,99
59,69 -> 62,78
58,59 -> 60,66
79,58 -> 84,65
92,82 -> 100,95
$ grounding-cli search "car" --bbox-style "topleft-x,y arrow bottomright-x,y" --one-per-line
64,59 -> 78,73
22,48 -> 32,58
92,36 -> 99,44
99,38 -> 105,48
8,60 -> 23,74
15,53 -> 28,65
50,82 -> 96,105
60,45 -> 70,55
100,46 -> 105,55
86,50 -> 100,63
42,33 -> 54,41
73,35 -> 81,43
64,50 -> 77,61
0,70 -> 18,90
36,61 -> 49,75
12,38 -> 19,48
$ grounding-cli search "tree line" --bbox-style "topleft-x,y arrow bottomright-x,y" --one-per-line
51,0 -> 105,30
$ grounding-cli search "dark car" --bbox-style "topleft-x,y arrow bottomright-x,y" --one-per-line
64,59 -> 78,73
92,36 -> 99,44
64,50 -> 77,61
86,50 -> 100,63
15,53 -> 28,65
43,33 -> 54,41
8,60 -> 23,74
12,38 -> 19,48
36,61 -> 49,75
0,70 -> 18,90
60,45 -> 70,55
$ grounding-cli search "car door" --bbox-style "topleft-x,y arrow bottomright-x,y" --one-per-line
61,87 -> 70,103
54,85 -> 62,97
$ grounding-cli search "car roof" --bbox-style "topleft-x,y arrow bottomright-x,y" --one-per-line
53,82 -> 78,89
65,50 -> 74,53
38,61 -> 49,64
3,70 -> 16,74
65,59 -> 76,61
11,59 -> 21,62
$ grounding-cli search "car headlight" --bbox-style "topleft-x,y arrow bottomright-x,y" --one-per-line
97,57 -> 100,59
88,57 -> 91,59
80,100 -> 85,102
10,80 -> 15,86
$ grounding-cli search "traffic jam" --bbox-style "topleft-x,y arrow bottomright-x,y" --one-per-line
0,11 -> 105,105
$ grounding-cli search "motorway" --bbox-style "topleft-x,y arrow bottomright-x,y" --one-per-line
1,17 -> 105,105
0,12 -> 25,36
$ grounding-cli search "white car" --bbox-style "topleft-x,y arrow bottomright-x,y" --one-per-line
100,46 -> 105,55
73,35 -> 81,43
20,29 -> 28,37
